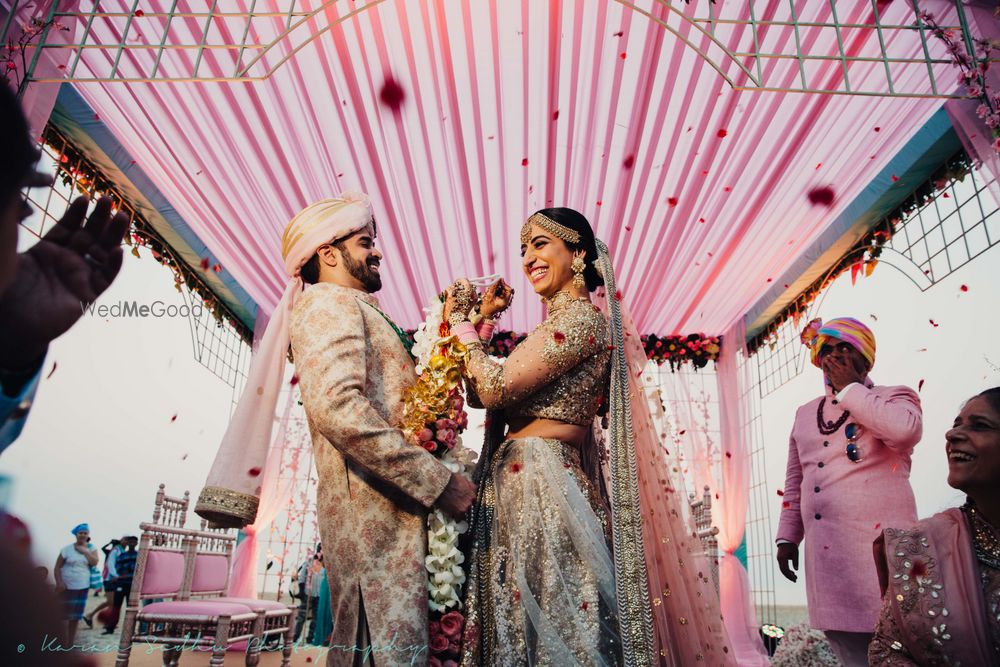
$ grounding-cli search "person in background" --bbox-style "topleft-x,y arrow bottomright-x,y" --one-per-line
869,387 -> 1000,665
54,523 -> 99,645
101,535 -> 138,635
83,537 -> 121,629
0,83 -> 128,453
775,318 -> 922,667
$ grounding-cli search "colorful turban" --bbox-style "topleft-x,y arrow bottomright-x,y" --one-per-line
71,523 -> 89,535
801,317 -> 876,369
196,193 -> 374,528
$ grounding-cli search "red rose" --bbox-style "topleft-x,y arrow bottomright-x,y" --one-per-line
440,611 -> 464,641
429,621 -> 441,636
422,441 -> 438,453
430,634 -> 449,654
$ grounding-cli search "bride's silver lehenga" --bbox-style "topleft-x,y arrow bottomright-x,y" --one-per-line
458,291 -> 623,666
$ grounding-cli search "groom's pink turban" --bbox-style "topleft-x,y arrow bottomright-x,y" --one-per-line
196,193 -> 374,528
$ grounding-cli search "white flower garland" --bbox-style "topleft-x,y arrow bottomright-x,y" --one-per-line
411,294 -> 480,612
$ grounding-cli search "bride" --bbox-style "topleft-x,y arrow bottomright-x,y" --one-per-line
445,208 -> 735,666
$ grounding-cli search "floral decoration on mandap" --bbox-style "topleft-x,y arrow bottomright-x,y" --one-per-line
401,296 -> 477,662
404,328 -> 722,371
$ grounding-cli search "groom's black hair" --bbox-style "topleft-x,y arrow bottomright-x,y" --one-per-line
0,84 -> 37,200
533,207 -> 604,292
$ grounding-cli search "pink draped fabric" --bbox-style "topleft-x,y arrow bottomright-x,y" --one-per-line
716,320 -> 770,666
47,0 -> 951,335
226,389 -> 296,599
602,279 -> 736,665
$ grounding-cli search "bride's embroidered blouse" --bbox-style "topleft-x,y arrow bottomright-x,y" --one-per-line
463,291 -> 611,426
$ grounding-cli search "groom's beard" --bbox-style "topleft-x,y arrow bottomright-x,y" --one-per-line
343,252 -> 382,293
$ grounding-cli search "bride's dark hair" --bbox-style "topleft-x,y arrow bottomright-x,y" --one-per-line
532,207 -> 605,292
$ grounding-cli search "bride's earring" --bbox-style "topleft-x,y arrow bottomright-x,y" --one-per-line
571,254 -> 586,290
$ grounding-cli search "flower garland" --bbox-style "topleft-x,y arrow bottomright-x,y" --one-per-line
405,328 -> 722,371
769,623 -> 840,667
919,11 -> 1000,154
400,297 -> 477,663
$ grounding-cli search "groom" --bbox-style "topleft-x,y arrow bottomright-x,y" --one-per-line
287,195 -> 476,666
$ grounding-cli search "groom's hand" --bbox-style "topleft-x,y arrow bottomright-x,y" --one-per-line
436,473 -> 476,519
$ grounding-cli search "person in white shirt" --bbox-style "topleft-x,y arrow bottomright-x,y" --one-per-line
54,523 -> 99,644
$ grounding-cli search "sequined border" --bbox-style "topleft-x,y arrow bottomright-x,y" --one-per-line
194,486 -> 259,528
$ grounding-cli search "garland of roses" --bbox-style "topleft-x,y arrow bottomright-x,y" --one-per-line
403,329 -> 723,371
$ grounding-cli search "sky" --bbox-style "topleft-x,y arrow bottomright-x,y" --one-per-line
1,190 -> 998,611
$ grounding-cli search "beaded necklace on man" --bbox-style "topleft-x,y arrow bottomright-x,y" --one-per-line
816,396 -> 851,435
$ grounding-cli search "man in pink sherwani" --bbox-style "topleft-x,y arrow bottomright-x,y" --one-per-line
775,317 -> 922,667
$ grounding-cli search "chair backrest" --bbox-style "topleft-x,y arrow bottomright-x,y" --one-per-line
127,522 -> 193,607
151,483 -> 190,528
183,520 -> 238,600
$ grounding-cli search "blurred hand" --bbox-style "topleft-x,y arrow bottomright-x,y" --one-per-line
436,473 -> 477,519
776,543 -> 799,583
479,279 -> 513,319
822,354 -> 867,393
0,196 -> 127,369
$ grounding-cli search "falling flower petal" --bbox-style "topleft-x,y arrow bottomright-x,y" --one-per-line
378,75 -> 406,111
290,375 -> 300,386
807,187 -> 836,206
960,284 -> 969,292
717,129 -> 728,138
619,52 -> 627,60
199,257 -> 210,270
248,467 -> 262,477
170,414 -> 178,423
776,489 -> 785,496
134,9 -> 145,16
623,154 -> 635,169
613,31 -> 623,37
930,319 -> 939,327
46,362 -> 57,379
552,109 -> 559,121
891,174 -> 899,182
918,379 -> 925,392
212,263 -> 221,273
874,126 -> 881,132
521,158 -> 528,167
667,197 -> 678,207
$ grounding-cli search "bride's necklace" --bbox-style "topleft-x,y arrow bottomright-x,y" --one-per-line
816,397 -> 851,435
544,290 -> 589,316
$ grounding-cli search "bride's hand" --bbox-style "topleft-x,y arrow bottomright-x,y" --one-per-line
443,279 -> 477,325
479,279 -> 513,319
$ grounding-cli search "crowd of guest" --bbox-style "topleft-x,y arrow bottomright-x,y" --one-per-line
776,317 -> 1000,665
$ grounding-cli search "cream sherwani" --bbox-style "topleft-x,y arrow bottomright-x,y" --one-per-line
290,282 -> 452,666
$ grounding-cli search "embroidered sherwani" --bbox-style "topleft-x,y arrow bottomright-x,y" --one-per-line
290,283 -> 452,666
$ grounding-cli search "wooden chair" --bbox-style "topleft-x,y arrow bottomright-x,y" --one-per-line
114,521 -> 263,666
185,520 -> 295,664
114,486 -> 293,666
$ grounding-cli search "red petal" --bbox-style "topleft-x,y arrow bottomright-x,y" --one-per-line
619,53 -> 627,60
552,109 -> 559,121
613,31 -> 624,37
874,127 -> 881,132
874,523 -> 881,530
199,257 -> 210,270
553,331 -> 566,343
929,319 -> 939,327
891,175 -> 899,182
170,414 -> 177,422
960,284 -> 968,292
134,9 -> 145,16
623,154 -> 635,169
776,489 -> 785,496
212,263 -> 222,273
521,158 -> 529,166
815,163 -> 822,169
807,187 -> 836,206
725,452 -> 733,459
581,601 -> 589,611
717,129 -> 728,138
614,290 -> 622,300
510,463 -> 522,473
46,362 -> 58,379
782,501 -> 791,509
667,197 -> 678,207
378,75 -> 406,111
290,375 -> 300,386
596,200 -> 602,206
698,218 -> 705,223
248,467 -> 262,477
918,379 -> 925,392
